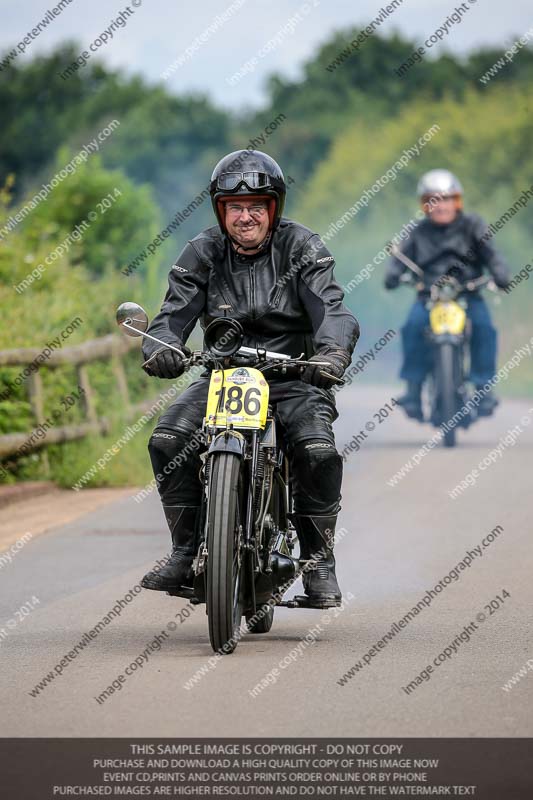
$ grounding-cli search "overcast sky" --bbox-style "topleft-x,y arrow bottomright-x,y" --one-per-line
1,0 -> 531,109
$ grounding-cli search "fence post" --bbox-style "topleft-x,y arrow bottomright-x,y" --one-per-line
76,365 -> 97,424
111,356 -> 130,412
27,370 -> 50,474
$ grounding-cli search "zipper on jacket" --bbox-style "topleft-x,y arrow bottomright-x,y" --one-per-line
272,285 -> 284,306
249,263 -> 256,319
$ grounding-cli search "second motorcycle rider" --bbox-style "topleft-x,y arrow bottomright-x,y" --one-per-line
139,150 -> 360,608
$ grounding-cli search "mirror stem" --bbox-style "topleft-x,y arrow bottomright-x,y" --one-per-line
121,320 -> 186,357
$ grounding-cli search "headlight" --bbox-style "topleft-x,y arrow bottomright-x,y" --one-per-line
203,317 -> 244,357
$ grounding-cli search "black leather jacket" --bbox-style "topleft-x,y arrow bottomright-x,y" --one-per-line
385,211 -> 510,294
143,218 -> 360,363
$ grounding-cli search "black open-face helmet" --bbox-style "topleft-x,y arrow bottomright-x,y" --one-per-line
209,149 -> 286,234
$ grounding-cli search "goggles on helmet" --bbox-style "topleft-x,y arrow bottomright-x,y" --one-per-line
216,171 -> 271,191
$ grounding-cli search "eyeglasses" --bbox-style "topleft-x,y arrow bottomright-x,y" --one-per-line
225,204 -> 268,218
423,194 -> 457,204
217,172 -> 271,191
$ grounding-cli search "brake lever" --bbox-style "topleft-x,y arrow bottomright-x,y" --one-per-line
284,358 -> 346,385
319,370 -> 345,386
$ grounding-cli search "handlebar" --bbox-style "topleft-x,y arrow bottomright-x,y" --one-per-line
182,347 -> 345,385
462,275 -> 497,292
398,272 -> 498,295
118,311 -> 345,386
390,244 -> 498,295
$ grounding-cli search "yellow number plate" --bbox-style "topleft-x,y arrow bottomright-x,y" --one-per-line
204,367 -> 269,429
429,301 -> 466,335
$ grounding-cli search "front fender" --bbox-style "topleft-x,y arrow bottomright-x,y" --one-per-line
207,430 -> 246,457
427,332 -> 465,346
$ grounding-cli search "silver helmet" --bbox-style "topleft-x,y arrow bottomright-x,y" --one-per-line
417,169 -> 463,198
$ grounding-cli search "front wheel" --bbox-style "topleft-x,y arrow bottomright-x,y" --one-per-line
206,452 -> 245,654
435,342 -> 458,448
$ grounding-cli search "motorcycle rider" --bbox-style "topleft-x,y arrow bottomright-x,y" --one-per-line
139,150 -> 359,608
384,169 -> 510,420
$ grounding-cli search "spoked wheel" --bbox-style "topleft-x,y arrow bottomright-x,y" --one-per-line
206,452 -> 245,654
435,342 -> 457,448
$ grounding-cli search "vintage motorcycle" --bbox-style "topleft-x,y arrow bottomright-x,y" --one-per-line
116,302 -> 343,654
390,245 -> 498,447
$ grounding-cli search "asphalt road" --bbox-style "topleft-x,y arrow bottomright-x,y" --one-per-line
1,385 -> 532,737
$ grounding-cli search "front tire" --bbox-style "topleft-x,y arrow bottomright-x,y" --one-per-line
206,452 -> 245,654
435,342 -> 457,447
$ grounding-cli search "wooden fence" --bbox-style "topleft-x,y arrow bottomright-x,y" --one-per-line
0,334 -> 150,460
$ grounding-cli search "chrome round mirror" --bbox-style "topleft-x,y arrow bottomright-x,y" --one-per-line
116,302 -> 149,337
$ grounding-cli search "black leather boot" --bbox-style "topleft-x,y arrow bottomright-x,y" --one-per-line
292,514 -> 342,608
476,387 -> 499,417
396,381 -> 423,420
141,505 -> 199,591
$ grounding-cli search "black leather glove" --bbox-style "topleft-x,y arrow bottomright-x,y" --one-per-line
302,350 -> 349,389
384,273 -> 400,290
142,345 -> 191,378
493,273 -> 511,290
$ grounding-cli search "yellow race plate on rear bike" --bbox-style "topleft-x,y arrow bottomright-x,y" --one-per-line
429,301 -> 466,335
204,367 -> 269,430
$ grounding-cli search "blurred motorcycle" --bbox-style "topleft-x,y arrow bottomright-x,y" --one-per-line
390,244 -> 499,447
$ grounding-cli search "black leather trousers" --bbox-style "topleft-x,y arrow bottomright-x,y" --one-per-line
148,377 -> 343,515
